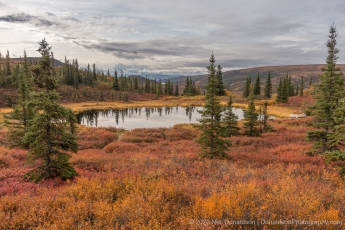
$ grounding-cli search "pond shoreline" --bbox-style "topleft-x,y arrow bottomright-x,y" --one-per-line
77,106 -> 245,129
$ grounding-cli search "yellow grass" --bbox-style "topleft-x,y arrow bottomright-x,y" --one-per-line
0,108 -> 13,123
0,96 -> 296,125
63,97 -> 206,113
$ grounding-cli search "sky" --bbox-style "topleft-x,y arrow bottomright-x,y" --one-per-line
0,0 -> 345,74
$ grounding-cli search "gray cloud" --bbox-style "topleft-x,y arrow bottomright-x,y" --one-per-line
1,0 -> 345,72
0,13 -> 59,27
74,39 -> 207,60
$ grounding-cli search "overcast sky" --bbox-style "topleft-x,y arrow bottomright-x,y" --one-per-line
0,0 -> 345,73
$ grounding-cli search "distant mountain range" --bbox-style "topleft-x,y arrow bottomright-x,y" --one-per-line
104,69 -> 206,80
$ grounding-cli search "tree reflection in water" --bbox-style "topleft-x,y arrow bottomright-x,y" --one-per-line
77,106 -> 244,129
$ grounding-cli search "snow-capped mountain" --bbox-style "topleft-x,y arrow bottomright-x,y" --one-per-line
103,69 -> 206,80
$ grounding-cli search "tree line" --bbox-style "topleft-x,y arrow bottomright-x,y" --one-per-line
242,71 -> 313,103
197,53 -> 273,158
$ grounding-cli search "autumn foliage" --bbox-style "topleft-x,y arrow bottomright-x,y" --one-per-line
0,118 -> 345,229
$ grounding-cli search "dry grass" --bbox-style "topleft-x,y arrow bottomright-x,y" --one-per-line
62,96 -> 206,113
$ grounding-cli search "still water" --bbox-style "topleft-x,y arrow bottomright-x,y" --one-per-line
77,106 -> 245,129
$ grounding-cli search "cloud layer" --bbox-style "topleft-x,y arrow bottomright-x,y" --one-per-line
0,0 -> 344,73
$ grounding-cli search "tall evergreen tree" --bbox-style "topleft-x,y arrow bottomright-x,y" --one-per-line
276,78 -> 282,102
261,101 -> 273,132
113,70 -> 120,91
289,76 -> 295,96
299,76 -> 304,96
74,59 -> 80,89
63,58 -> 74,86
145,77 -> 150,93
253,73 -> 261,95
287,75 -> 292,96
196,53 -> 230,158
243,90 -> 260,136
183,76 -> 191,96
51,51 -> 56,78
264,72 -> 272,98
134,77 -> 138,90
92,64 -> 97,82
174,83 -> 179,96
216,64 -> 226,96
5,51 -> 33,147
164,79 -> 170,95
222,96 -> 240,137
5,50 -> 11,76
242,77 -> 251,98
113,70 -> 119,91
281,75 -> 288,103
157,79 -> 162,97
22,39 -> 78,182
307,24 -> 345,153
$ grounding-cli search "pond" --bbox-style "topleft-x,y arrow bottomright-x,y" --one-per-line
76,106 -> 245,129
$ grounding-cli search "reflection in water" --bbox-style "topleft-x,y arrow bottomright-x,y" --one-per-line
185,106 -> 195,121
77,106 -> 245,129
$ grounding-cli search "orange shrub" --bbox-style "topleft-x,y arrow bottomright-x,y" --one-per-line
103,141 -> 140,154
78,127 -> 117,150
1,118 -> 345,229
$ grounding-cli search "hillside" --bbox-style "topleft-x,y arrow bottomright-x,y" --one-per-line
169,64 -> 345,95
0,57 -> 64,67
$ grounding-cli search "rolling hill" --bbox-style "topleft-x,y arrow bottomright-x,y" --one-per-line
0,57 -> 64,67
169,64 -> 345,95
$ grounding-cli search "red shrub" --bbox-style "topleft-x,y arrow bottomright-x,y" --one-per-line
78,127 -> 117,150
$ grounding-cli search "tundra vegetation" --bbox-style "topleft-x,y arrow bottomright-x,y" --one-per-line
0,24 -> 344,229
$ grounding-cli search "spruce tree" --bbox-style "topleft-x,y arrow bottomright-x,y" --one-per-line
243,90 -> 260,136
216,64 -> 226,96
196,53 -> 230,158
5,50 -> 11,76
253,73 -> 261,95
264,72 -> 272,98
242,77 -> 251,98
157,79 -> 162,97
183,77 -> 191,96
276,78 -> 282,102
174,83 -> 179,96
165,79 -> 170,95
74,59 -> 80,89
134,77 -> 138,90
261,101 -> 273,132
307,24 -> 345,153
22,39 -> 78,182
113,70 -> 119,91
327,98 -> 345,150
281,75 -> 288,103
299,76 -> 304,96
51,51 -> 56,78
222,96 -> 240,137
287,75 -> 291,96
92,64 -> 97,82
289,76 -> 295,96
5,51 -> 33,147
